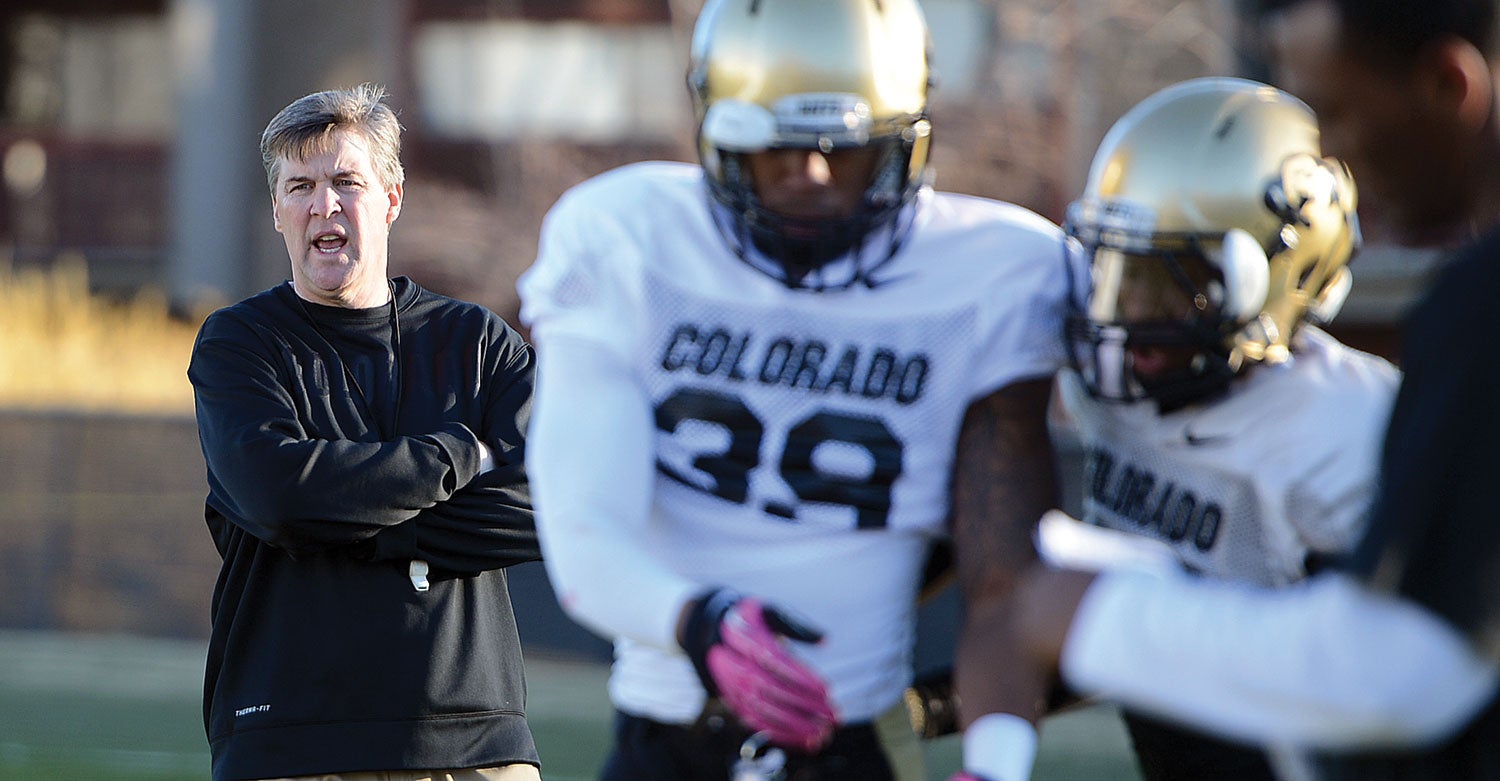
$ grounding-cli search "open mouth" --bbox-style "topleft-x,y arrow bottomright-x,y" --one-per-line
1128,346 -> 1169,376
312,232 -> 348,255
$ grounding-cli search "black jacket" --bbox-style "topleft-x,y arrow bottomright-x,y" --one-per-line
188,278 -> 541,780
1319,229 -> 1500,780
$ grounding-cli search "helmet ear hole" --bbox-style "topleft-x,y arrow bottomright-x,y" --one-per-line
1218,228 -> 1270,321
701,98 -> 778,153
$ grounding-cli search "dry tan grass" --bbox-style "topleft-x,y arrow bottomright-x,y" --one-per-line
0,254 -> 202,415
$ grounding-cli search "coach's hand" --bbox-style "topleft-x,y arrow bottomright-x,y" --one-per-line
679,588 -> 837,752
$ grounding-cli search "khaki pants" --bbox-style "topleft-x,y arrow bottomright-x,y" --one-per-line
258,765 -> 541,781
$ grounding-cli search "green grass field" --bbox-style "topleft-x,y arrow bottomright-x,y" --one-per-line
0,631 -> 1142,780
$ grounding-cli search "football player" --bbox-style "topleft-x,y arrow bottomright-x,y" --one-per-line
905,76 -> 1403,780
1054,77 -> 1399,780
517,1 -> 1071,779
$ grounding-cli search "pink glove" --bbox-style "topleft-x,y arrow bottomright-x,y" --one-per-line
680,590 -> 838,752
948,774 -> 993,781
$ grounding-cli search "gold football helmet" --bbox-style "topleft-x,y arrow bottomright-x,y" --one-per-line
688,0 -> 933,288
1065,77 -> 1360,409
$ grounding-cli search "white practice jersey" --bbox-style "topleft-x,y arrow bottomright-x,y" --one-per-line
520,161 -> 1072,723
1057,327 -> 1399,586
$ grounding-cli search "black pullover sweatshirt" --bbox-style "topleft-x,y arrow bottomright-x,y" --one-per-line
188,278 -> 541,780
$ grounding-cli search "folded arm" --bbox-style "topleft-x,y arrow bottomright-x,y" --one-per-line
367,462 -> 538,575
190,328 -> 486,553
366,333 -> 541,574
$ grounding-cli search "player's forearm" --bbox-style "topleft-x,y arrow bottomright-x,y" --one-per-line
1063,569 -> 1500,749
950,378 -> 1059,720
527,336 -> 703,650
947,379 -> 1059,781
956,596 -> 1051,722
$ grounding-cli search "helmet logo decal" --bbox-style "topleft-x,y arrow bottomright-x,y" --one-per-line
1067,196 -> 1158,250
773,93 -> 873,137
1267,153 -> 1340,226
703,94 -> 879,154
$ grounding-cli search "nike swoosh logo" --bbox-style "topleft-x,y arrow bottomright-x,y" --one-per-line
1184,431 -> 1227,446
864,270 -> 916,288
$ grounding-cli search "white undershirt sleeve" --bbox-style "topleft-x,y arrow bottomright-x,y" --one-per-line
1062,568 -> 1499,750
526,333 -> 703,651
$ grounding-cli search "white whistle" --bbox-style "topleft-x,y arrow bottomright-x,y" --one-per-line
731,732 -> 786,781
409,559 -> 430,592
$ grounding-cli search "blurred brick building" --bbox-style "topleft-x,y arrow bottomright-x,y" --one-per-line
0,0 -> 1432,341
